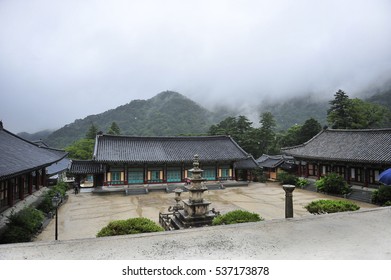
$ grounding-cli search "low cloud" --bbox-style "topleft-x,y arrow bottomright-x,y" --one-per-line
1,0 -> 391,132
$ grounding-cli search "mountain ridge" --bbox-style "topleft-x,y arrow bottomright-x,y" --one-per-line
18,88 -> 391,148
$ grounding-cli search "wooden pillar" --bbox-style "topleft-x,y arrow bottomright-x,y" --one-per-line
305,163 -> 309,177
364,167 -> 368,188
35,170 -> 39,190
42,168 -> 47,187
144,164 -> 148,184
19,177 -> 24,200
124,164 -> 128,185
8,179 -> 14,207
28,173 -> 33,195
317,163 -> 321,179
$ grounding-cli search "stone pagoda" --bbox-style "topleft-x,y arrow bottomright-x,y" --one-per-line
159,155 -> 219,230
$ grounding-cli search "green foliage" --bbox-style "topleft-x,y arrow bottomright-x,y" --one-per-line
85,124 -> 99,139
296,178 -> 309,188
277,172 -> 297,185
260,94 -> 328,131
37,182 -> 68,213
299,118 -> 322,142
327,89 -> 351,129
208,115 -> 261,157
96,217 -> 164,237
327,89 -> 391,129
212,210 -> 263,225
305,199 -> 360,215
315,173 -> 351,195
0,207 -> 45,244
371,186 -> 391,205
259,112 -> 277,155
65,138 -> 95,160
46,91 -> 219,148
107,122 -> 121,135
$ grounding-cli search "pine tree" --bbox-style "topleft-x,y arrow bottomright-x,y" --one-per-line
107,122 -> 121,135
327,89 -> 352,129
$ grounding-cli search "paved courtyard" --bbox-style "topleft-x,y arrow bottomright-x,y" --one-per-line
34,182 -> 376,242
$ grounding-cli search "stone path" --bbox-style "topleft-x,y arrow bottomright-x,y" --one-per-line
34,182 -> 376,242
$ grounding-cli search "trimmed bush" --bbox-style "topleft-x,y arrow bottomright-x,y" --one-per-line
296,178 -> 309,188
315,173 -> 351,195
96,217 -> 164,237
277,172 -> 297,185
212,209 -> 263,225
0,207 -> 45,244
0,226 -> 31,244
37,182 -> 68,214
372,186 -> 391,206
305,199 -> 360,215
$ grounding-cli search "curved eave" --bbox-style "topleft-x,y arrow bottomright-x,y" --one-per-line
0,154 -> 68,181
287,154 -> 391,165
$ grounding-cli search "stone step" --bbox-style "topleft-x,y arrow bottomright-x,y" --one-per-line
125,188 -> 148,195
347,189 -> 373,203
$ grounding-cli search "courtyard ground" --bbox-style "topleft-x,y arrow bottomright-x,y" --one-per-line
34,181 -> 376,241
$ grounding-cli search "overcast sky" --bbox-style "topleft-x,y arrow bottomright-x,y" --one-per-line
1,0 -> 391,133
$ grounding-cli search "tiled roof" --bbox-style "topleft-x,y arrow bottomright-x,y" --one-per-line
0,128 -> 68,180
69,160 -> 105,174
46,157 -> 71,176
93,134 -> 250,163
234,156 -> 260,169
281,128 -> 391,164
256,154 -> 295,168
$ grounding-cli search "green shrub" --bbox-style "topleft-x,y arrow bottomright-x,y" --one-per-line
212,209 -> 263,225
0,207 -> 45,244
277,172 -> 297,185
296,178 -> 309,188
0,225 -> 31,244
7,207 -> 44,234
315,173 -> 351,195
305,199 -> 360,215
372,186 -> 391,205
96,217 -> 164,237
37,182 -> 68,214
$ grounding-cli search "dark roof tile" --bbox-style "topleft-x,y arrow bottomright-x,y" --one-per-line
94,135 -> 250,163
282,128 -> 391,164
0,128 -> 67,180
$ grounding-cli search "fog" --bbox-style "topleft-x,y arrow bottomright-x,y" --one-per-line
1,0 -> 391,133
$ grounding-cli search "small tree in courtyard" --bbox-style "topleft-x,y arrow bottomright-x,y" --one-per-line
315,173 -> 351,195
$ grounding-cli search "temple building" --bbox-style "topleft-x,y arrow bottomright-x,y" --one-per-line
256,154 -> 296,180
69,133 -> 258,188
0,122 -> 67,213
281,128 -> 391,188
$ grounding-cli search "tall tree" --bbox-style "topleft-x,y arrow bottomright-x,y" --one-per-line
65,139 -> 95,160
107,122 -> 121,135
259,112 -> 277,155
348,98 -> 390,129
85,124 -> 98,139
208,115 -> 261,157
327,89 -> 351,129
328,89 -> 390,129
299,118 -> 322,143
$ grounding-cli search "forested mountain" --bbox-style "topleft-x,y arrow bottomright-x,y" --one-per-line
260,94 -> 329,131
45,91 -> 222,148
366,88 -> 391,110
17,129 -> 54,142
22,86 -> 391,149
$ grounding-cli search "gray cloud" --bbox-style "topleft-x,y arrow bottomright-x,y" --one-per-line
1,0 -> 391,132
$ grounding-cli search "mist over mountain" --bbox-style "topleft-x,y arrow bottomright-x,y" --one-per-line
17,130 -> 54,143
17,85 -> 391,149
44,91 -> 224,148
